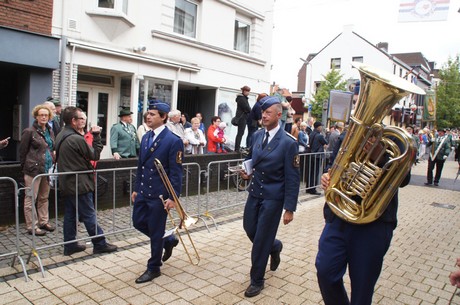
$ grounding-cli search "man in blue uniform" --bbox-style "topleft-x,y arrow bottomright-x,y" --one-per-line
316,134 -> 411,305
131,101 -> 183,284
240,96 -> 300,297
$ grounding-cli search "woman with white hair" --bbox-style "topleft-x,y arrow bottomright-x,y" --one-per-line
184,117 -> 206,154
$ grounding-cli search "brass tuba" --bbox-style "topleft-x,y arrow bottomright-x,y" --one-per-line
325,62 -> 425,224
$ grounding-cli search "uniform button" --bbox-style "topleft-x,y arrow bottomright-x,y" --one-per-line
148,193 -> 151,196
142,166 -> 145,169
261,186 -> 263,189
141,191 -> 143,194
151,169 -> 154,172
149,186 -> 152,188
142,175 -> 144,178
260,193 -> 262,195
262,172 -> 265,174
251,182 -> 254,185
141,183 -> 143,186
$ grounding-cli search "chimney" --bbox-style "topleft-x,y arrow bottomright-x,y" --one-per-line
376,42 -> 389,52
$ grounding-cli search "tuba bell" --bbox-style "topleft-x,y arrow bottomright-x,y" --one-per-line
325,62 -> 425,224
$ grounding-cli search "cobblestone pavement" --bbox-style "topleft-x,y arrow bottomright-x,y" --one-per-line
0,160 -> 459,304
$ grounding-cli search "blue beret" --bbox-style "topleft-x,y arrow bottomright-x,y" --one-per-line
260,96 -> 281,111
148,101 -> 170,113
354,81 -> 360,95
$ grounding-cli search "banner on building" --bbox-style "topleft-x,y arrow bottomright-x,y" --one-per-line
423,90 -> 436,121
328,90 -> 353,123
398,0 -> 450,22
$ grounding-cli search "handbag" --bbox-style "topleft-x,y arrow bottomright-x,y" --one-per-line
48,163 -> 58,188
231,115 -> 240,126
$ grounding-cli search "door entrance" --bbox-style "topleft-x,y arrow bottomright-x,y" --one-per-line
77,86 -> 114,159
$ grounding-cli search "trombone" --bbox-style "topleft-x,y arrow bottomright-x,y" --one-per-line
153,158 -> 200,265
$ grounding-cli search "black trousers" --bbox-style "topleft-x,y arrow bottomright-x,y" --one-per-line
235,117 -> 246,151
427,157 -> 446,184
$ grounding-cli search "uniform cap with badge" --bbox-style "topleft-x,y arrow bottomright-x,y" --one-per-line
148,100 -> 170,113
260,96 -> 281,111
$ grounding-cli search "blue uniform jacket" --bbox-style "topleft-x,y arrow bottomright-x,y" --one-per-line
246,128 -> 300,212
134,127 -> 184,200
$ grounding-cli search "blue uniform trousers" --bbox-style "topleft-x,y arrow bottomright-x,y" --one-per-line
315,217 -> 394,305
243,195 -> 283,286
133,194 -> 175,272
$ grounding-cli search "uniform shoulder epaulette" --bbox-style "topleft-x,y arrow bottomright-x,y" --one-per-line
285,131 -> 296,141
171,131 -> 181,138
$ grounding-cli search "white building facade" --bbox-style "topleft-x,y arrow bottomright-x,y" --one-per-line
52,0 -> 274,157
303,26 -> 426,126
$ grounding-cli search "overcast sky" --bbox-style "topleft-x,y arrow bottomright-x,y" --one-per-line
270,0 -> 460,91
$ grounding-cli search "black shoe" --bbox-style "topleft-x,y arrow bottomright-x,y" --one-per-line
135,270 -> 161,284
270,243 -> 283,271
309,190 -> 321,195
64,244 -> 86,256
93,243 -> 118,254
424,182 -> 432,186
28,228 -> 46,236
162,237 -> 179,262
244,284 -> 264,298
434,182 -> 439,186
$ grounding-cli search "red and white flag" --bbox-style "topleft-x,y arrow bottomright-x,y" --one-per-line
398,0 -> 450,22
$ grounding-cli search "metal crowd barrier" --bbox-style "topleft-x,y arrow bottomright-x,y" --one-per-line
1,153 -> 327,281
0,177 -> 29,281
203,152 -> 327,225
20,162 -> 202,280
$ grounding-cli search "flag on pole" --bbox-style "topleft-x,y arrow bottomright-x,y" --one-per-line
398,0 -> 450,22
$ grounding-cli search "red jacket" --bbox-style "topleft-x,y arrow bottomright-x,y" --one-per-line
207,125 -> 224,153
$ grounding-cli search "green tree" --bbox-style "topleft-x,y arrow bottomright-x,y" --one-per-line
310,68 -> 348,119
436,55 -> 460,128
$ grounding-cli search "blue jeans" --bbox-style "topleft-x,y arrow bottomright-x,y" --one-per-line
63,192 -> 106,249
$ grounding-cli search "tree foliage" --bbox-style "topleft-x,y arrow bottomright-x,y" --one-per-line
310,68 -> 348,119
436,55 -> 460,128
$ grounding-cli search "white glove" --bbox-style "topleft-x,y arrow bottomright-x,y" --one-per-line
443,155 -> 447,160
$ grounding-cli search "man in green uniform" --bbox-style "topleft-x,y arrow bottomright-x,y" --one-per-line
110,107 -> 140,159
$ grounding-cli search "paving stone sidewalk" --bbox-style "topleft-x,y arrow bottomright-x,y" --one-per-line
0,160 -> 459,304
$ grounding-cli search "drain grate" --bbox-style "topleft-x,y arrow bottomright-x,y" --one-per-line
431,202 -> 456,210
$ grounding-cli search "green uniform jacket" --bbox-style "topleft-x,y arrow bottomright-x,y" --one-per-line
110,122 -> 139,158
427,135 -> 451,161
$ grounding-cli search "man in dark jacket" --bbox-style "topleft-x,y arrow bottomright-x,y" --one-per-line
306,121 -> 328,195
234,85 -> 251,151
56,106 -> 117,256
246,93 -> 266,148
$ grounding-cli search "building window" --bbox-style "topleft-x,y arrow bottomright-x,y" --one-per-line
174,0 -> 197,38
331,58 -> 341,69
98,0 -> 128,14
352,56 -> 363,63
234,20 -> 250,53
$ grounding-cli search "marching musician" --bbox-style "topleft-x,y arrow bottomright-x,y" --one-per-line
317,134 -> 411,305
315,78 -> 413,305
131,101 -> 183,284
240,96 -> 300,297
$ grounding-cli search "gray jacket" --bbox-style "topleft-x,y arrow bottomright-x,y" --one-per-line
55,126 -> 103,196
